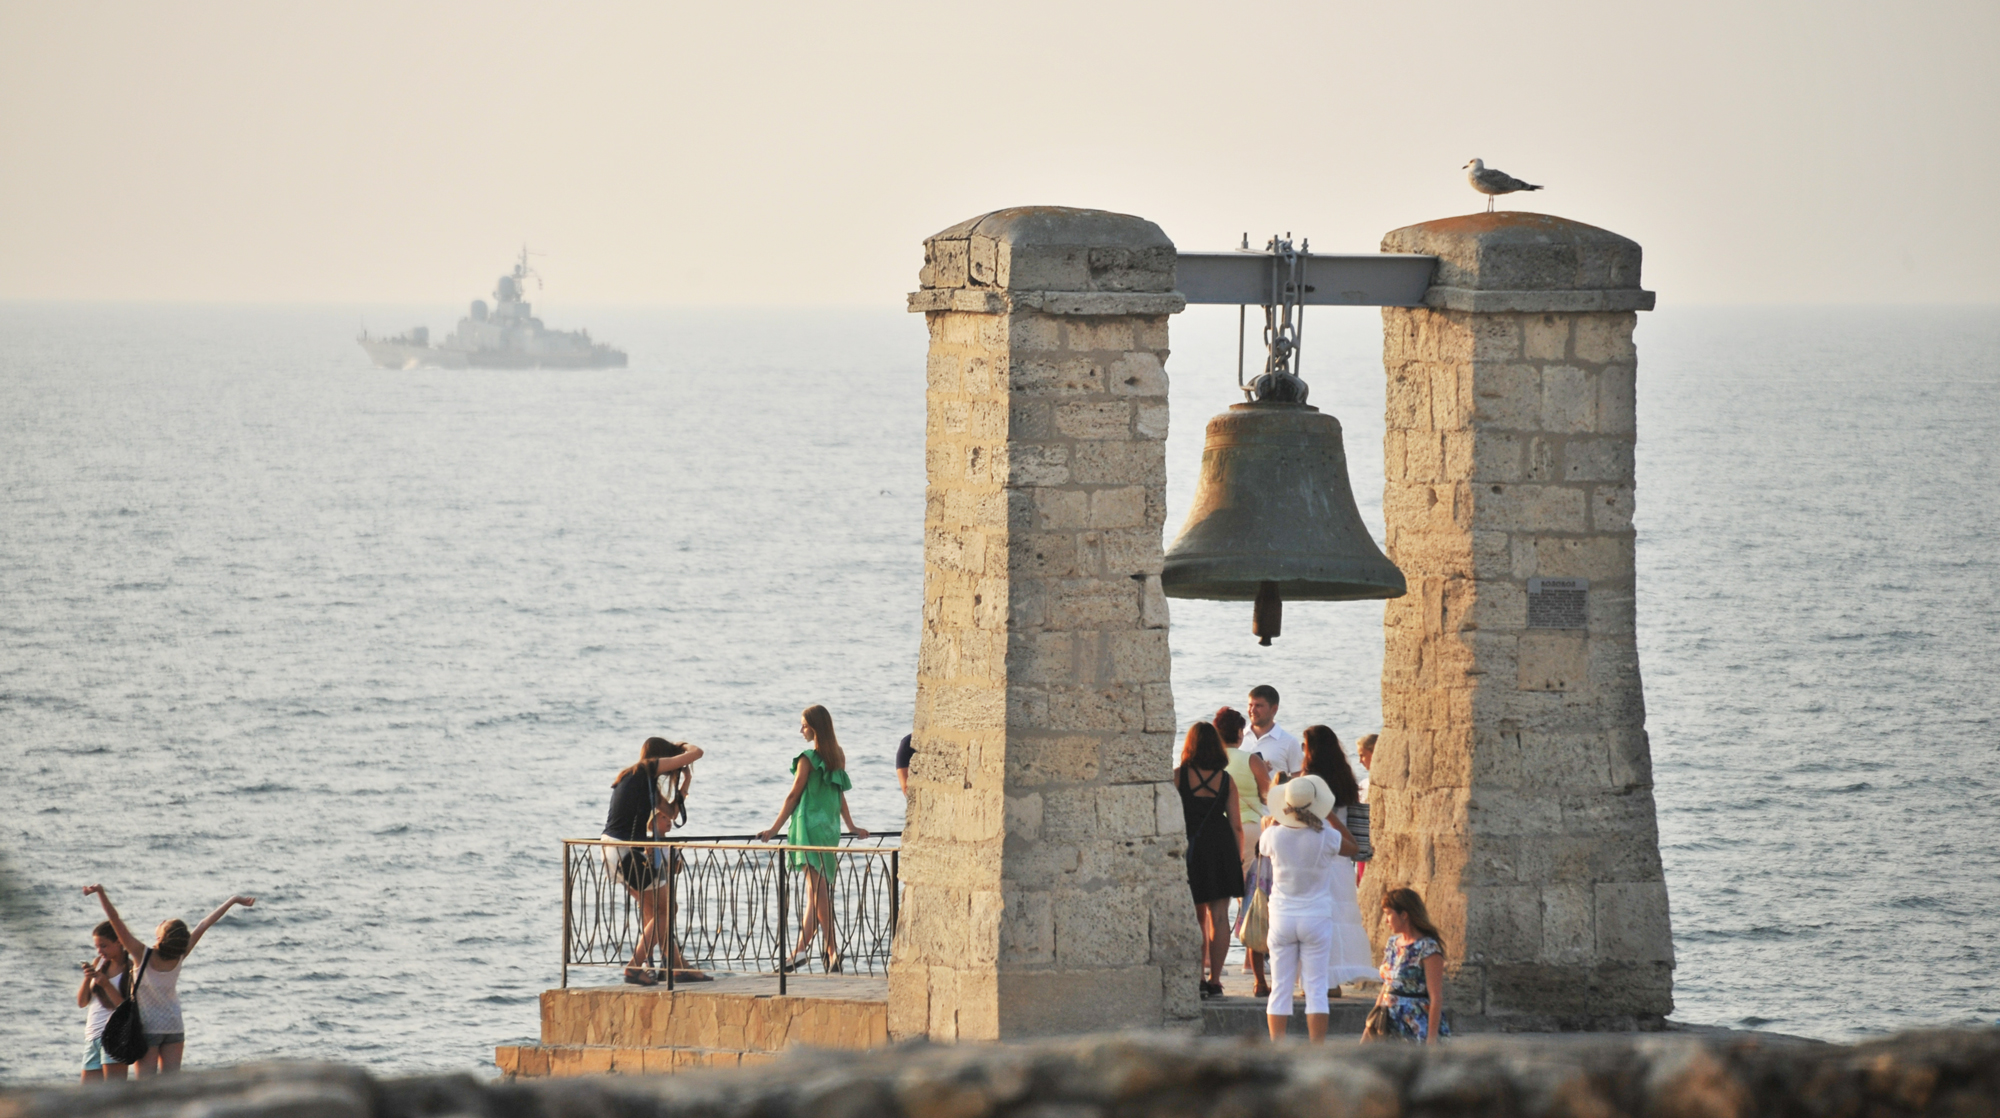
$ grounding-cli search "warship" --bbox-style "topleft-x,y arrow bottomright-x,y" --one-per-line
357,250 -> 627,369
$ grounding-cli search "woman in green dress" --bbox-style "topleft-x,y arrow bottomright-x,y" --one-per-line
758,704 -> 868,972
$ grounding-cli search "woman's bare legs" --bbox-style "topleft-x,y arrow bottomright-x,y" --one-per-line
158,1042 -> 183,1072
626,883 -> 670,972
1197,900 -> 1231,985
788,868 -> 838,962
103,1062 -> 128,1081
134,1048 -> 162,1077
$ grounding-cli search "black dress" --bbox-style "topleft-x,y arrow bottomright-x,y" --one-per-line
1178,767 -> 1245,904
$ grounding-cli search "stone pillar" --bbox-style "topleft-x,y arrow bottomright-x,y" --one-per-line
891,207 -> 1201,1041
1364,213 -> 1673,1028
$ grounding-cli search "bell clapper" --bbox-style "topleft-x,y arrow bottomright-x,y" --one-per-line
1253,582 -> 1282,645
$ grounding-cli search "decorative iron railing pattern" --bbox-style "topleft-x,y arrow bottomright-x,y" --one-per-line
562,833 -> 900,993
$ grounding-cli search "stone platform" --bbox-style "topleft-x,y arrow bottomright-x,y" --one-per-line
495,974 -> 888,1078
501,970 -> 1399,1078
500,963 -> 1703,1078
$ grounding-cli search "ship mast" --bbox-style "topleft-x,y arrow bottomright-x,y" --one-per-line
513,246 -> 542,295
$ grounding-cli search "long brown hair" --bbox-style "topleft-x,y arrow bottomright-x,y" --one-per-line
92,920 -> 130,1002
1382,887 -> 1446,951
1177,721 -> 1227,773
155,919 -> 192,961
613,736 -> 687,787
803,705 -> 846,772
1302,725 -> 1360,806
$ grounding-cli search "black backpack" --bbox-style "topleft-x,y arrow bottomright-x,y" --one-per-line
100,948 -> 151,1065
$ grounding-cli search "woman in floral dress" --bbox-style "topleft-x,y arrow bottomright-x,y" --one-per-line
1375,887 -> 1451,1042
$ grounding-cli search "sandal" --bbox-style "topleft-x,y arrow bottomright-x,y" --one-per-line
671,969 -> 714,983
1253,981 -> 1271,998
622,967 -> 658,986
1200,980 -> 1224,999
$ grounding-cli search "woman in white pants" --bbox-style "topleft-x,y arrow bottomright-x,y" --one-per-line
1258,775 -> 1356,1041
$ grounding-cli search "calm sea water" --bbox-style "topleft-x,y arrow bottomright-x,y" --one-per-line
1,301 -> 1994,1082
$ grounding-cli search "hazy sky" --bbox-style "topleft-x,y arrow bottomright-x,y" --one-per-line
3,0 -> 1995,305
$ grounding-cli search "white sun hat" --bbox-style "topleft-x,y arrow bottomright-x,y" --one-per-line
1276,774 -> 1337,828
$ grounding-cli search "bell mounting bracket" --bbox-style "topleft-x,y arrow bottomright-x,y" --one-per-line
1174,237 -> 1437,407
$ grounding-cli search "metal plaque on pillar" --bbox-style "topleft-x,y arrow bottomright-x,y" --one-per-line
1527,577 -> 1589,630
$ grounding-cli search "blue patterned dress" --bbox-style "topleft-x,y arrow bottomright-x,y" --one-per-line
1380,935 -> 1451,1042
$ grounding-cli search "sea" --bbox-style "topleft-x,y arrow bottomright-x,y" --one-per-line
1,300 -> 1995,1082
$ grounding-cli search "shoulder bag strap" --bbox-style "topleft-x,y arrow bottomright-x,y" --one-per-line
645,762 -> 660,836
130,947 -> 151,997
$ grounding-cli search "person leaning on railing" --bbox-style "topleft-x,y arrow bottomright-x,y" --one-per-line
759,704 -> 867,974
602,737 -> 705,987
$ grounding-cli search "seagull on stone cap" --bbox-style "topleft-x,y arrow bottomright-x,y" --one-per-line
1464,158 -> 1542,212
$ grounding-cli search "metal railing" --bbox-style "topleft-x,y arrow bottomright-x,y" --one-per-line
562,832 -> 900,993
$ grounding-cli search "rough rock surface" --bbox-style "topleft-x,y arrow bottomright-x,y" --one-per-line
8,1028 -> 1998,1118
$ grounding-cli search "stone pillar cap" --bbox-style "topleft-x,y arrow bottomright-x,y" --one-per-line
912,207 -> 1184,316
1382,212 -> 1656,313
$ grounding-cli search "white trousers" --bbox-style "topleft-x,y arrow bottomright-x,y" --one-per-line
1265,910 -> 1332,1017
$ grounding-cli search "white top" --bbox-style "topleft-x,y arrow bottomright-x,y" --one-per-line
1244,723 -> 1301,778
137,957 -> 183,1035
1358,770 -> 1371,803
83,969 -> 124,1040
1258,810 -> 1346,919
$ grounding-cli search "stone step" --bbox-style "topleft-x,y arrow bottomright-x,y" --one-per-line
1201,995 -> 1377,1039
496,1043 -> 781,1078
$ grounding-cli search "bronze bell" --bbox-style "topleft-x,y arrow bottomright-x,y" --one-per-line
1162,400 -> 1406,644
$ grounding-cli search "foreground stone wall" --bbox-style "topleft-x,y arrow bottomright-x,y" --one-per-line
12,1028 -> 2000,1118
1364,213 -> 1671,1028
894,207 -> 1199,1040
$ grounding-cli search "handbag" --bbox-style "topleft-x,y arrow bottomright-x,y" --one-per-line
1347,802 -> 1373,862
1241,888 -> 1270,955
100,948 -> 151,1065
1361,1003 -> 1394,1043
1232,830 -> 1273,954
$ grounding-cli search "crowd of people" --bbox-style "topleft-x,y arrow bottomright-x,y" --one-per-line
1177,685 -> 1448,1044
74,695 -> 1433,1081
597,691 -> 1443,1042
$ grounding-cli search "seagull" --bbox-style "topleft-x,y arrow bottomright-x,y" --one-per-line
1464,158 -> 1542,212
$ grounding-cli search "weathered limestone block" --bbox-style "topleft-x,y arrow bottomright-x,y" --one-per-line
1365,212 -> 1672,1028
22,1029 -> 2000,1118
896,207 -> 1196,1041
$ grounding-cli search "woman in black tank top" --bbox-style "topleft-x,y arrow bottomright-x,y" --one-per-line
1176,721 -> 1244,999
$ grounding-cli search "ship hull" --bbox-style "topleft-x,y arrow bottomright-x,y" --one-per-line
357,340 -> 626,369
359,340 -> 469,369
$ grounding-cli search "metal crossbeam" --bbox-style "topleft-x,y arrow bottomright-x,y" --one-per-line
1176,252 -> 1437,307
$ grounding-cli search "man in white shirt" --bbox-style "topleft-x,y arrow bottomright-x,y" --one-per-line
1242,684 -> 1301,810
